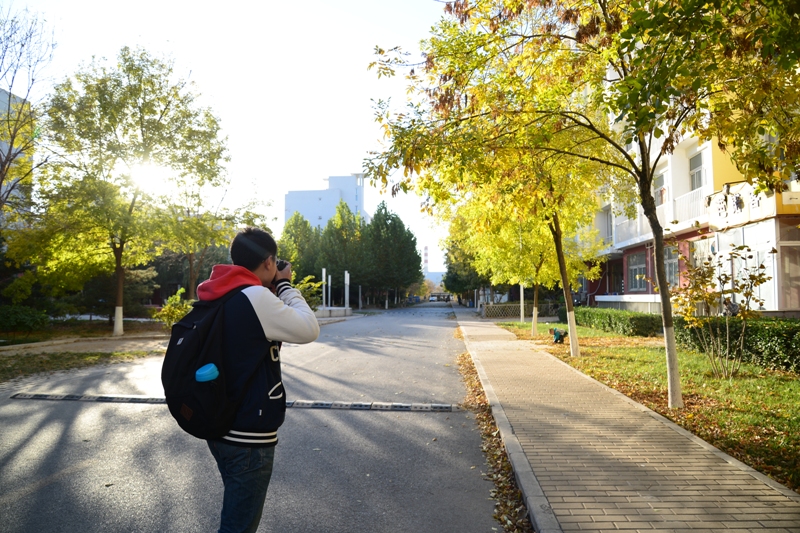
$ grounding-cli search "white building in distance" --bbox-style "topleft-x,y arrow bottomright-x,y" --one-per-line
285,173 -> 371,227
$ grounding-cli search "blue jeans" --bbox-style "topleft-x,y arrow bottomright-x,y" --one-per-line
207,441 -> 275,533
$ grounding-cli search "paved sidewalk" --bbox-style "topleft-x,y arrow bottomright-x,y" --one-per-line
452,305 -> 800,533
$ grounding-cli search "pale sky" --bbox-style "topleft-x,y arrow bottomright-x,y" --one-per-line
23,0 -> 450,271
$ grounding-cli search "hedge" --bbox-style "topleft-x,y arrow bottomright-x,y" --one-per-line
0,305 -> 50,337
557,307 -> 800,374
674,316 -> 800,373
558,306 -> 663,337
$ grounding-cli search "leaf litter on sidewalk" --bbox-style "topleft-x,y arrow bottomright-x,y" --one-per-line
456,350 -> 534,533
499,321 -> 800,494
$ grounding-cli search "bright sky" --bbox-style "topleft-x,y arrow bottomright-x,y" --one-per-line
24,0 -> 450,271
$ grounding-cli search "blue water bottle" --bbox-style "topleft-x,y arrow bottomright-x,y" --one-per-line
195,363 -> 219,382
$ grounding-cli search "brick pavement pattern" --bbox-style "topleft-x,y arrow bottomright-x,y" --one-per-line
453,306 -> 800,533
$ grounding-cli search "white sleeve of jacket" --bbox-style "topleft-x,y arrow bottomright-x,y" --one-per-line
242,281 -> 320,344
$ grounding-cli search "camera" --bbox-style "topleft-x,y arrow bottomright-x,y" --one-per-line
276,259 -> 288,271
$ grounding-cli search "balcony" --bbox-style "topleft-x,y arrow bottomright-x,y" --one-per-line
613,188 -> 707,248
673,188 -> 706,223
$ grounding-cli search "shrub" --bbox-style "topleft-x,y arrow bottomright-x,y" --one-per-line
295,275 -> 323,311
0,305 -> 50,337
675,316 -> 800,374
151,288 -> 194,331
573,307 -> 663,337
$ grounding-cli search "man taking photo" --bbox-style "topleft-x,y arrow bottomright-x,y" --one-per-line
196,226 -> 320,533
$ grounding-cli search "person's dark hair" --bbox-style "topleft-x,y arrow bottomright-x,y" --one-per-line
230,227 -> 277,271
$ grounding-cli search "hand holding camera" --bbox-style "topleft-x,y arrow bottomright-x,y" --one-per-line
273,258 -> 292,284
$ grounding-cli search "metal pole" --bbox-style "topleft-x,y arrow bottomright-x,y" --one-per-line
344,271 -> 350,309
359,285 -> 362,310
328,275 -> 332,308
520,282 -> 525,323
321,268 -> 327,309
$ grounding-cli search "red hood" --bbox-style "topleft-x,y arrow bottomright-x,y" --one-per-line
196,264 -> 262,301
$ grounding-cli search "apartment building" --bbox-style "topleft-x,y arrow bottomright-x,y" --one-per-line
587,136 -> 800,317
284,173 -> 371,228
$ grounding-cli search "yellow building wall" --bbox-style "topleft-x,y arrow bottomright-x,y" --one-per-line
777,190 -> 800,215
710,140 -> 743,192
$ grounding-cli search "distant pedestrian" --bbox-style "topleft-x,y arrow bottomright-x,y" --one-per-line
197,226 -> 320,533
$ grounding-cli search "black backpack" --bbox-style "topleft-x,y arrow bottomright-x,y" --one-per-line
161,286 -> 257,440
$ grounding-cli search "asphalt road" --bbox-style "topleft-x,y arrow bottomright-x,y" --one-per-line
0,303 -> 499,533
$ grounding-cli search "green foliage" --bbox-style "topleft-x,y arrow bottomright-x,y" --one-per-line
278,206 -> 423,307
279,213 -> 321,283
0,305 -> 49,337
4,46 -> 229,335
675,317 -> 800,374
361,202 -> 423,292
316,201 -> 367,290
671,244 -> 772,378
294,275 -> 323,312
67,268 -> 160,319
151,287 -> 193,330
570,307 -> 663,338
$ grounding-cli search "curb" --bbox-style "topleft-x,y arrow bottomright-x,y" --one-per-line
454,305 -> 800,528
460,332 -> 563,533
541,349 -> 800,503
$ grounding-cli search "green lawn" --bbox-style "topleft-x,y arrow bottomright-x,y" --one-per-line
498,321 -> 800,494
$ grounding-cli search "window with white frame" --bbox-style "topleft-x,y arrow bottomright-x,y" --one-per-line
690,237 -> 715,267
653,173 -> 668,206
779,218 -> 800,309
690,153 -> 704,190
664,246 -> 679,288
627,252 -> 647,291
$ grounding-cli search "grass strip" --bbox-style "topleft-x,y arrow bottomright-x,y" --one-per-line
456,349 -> 534,533
0,320 -> 165,347
499,321 -> 800,494
0,350 -> 160,384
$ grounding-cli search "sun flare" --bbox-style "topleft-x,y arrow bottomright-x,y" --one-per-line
129,163 -> 176,197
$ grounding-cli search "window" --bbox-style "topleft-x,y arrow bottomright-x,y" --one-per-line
627,252 -> 647,291
779,217 -> 800,241
690,153 -> 704,190
780,246 -> 800,309
664,246 -> 679,287
653,173 -> 668,206
690,238 -> 715,267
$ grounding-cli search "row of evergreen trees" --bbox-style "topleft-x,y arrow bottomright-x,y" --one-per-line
279,201 -> 423,306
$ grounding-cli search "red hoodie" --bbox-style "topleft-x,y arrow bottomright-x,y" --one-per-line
197,264 -> 262,301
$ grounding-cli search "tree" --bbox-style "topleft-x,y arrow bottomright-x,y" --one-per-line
5,46 -> 228,335
456,190 -> 604,334
278,211 -> 316,278
363,202 -> 423,304
316,201 -> 366,304
0,6 -> 54,223
367,0 -> 694,406
618,0 -> 800,188
442,215 -> 491,299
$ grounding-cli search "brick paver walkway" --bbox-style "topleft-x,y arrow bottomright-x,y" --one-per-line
453,306 -> 800,533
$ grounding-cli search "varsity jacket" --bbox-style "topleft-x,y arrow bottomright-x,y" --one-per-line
197,265 -> 319,447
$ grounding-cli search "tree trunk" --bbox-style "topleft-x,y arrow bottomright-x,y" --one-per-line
549,212 -> 579,356
642,200 -> 684,408
113,244 -> 125,337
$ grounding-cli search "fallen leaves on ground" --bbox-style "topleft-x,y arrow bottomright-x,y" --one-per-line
457,352 -> 534,533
